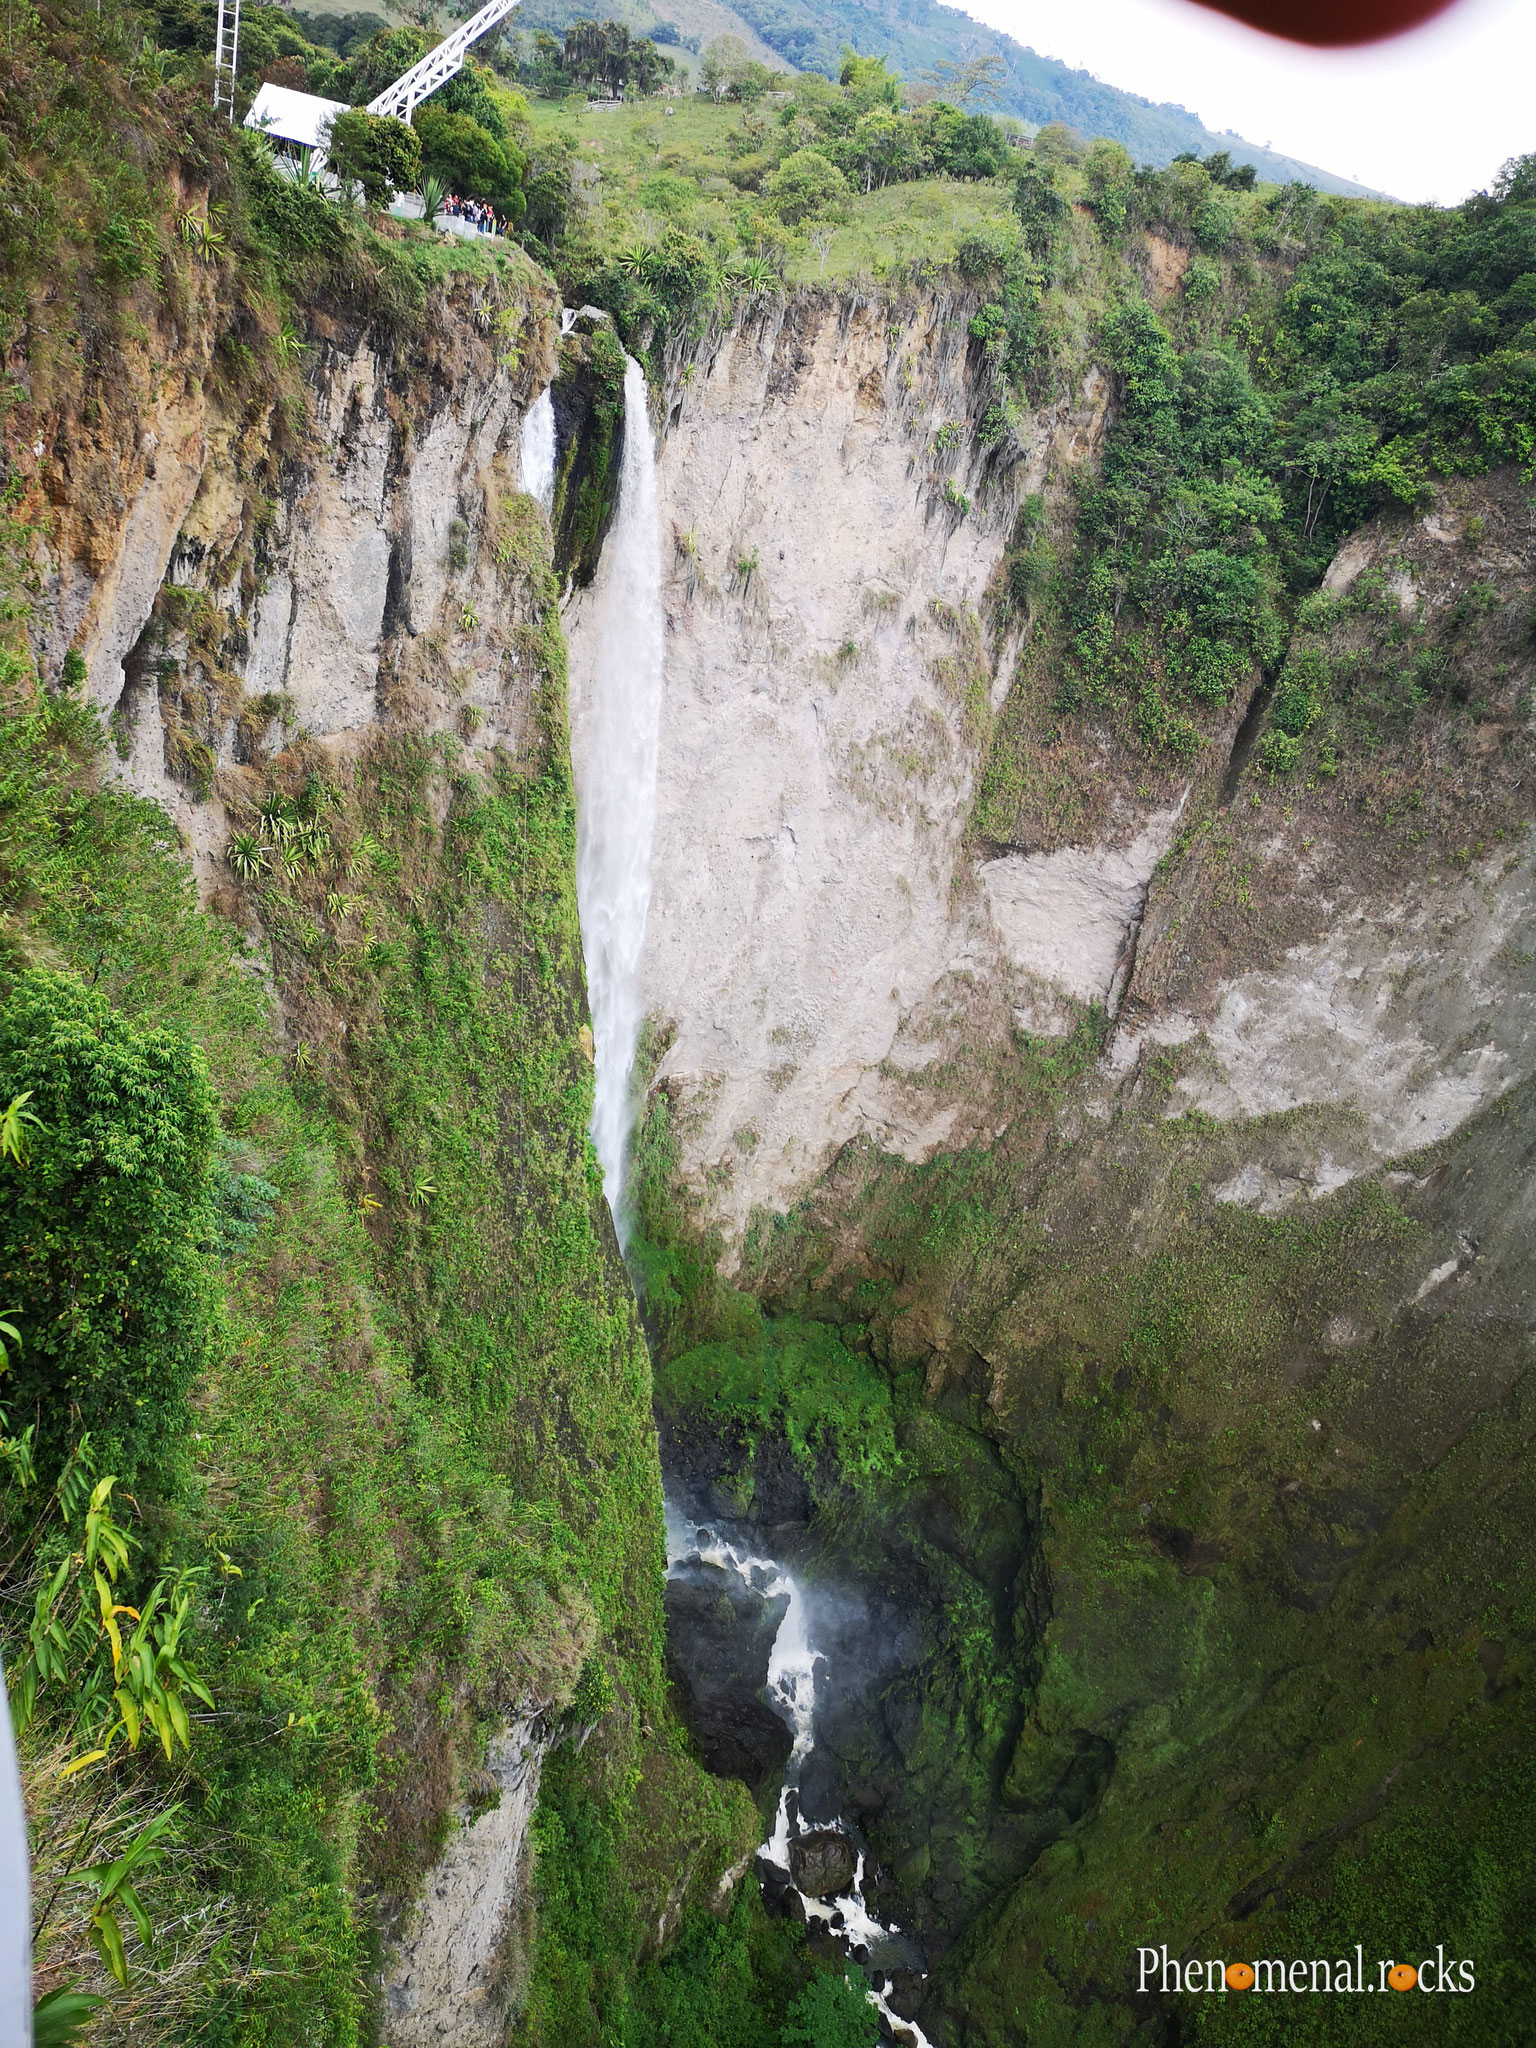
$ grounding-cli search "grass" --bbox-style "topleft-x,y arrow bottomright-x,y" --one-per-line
528,94 -> 1019,283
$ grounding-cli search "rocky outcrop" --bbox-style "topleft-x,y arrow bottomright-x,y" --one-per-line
41,260 -> 559,893
664,1560 -> 793,1786
382,1717 -> 548,2048
604,300 -> 1536,1258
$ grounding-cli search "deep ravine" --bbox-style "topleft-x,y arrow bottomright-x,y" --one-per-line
564,344 -> 941,2045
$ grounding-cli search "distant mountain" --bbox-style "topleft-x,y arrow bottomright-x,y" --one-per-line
512,0 -> 1384,198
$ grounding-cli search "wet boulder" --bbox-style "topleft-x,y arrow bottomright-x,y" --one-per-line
665,1560 -> 793,1786
788,1828 -> 857,1898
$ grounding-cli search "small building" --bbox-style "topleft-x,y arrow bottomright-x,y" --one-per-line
245,81 -> 350,154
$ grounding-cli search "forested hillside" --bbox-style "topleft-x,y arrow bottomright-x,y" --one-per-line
507,0 -> 1378,193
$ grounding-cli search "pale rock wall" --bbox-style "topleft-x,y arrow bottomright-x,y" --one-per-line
592,302 -> 1536,1254
383,1717 -> 548,2048
55,279 -> 557,891
572,292 -> 1126,1250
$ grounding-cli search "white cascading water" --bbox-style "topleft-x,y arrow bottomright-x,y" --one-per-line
520,387 -> 556,509
566,343 -> 928,2041
570,356 -> 664,1239
666,1506 -> 936,2048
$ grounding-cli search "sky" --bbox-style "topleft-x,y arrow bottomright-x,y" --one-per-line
962,0 -> 1534,203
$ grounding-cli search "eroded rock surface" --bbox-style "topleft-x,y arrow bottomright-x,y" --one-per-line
565,294 -> 1117,1250
382,1718 -> 546,2048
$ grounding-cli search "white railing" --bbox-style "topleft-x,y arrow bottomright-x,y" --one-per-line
366,0 -> 522,123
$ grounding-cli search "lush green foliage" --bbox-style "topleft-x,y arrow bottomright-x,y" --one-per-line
0,487 -> 734,2038
977,150 -> 1536,823
325,109 -> 421,210
779,1970 -> 879,2046
655,1315 -> 902,1489
516,0 -> 1362,190
415,104 -> 525,214
0,971 -> 221,1478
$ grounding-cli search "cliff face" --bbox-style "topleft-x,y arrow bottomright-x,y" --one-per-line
570,288 -> 1114,1249
613,293 -> 1536,1260
621,283 -> 1536,2041
14,230 -> 757,2042
54,260 -> 559,884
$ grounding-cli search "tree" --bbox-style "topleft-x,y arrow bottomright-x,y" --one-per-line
0,970 -> 222,1481
521,131 -> 575,244
341,23 -> 429,98
764,148 -> 849,224
779,1972 -> 879,2048
924,104 -> 1009,180
1084,138 -> 1135,239
326,109 -> 421,207
914,52 -> 1005,108
1013,158 -> 1067,259
699,34 -> 749,102
838,49 -> 901,110
414,105 -> 524,214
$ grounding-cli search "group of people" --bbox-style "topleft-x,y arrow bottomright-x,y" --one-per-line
437,191 -> 498,236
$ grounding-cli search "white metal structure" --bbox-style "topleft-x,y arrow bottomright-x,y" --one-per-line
213,0 -> 241,120
241,0 -> 521,166
364,0 -> 522,122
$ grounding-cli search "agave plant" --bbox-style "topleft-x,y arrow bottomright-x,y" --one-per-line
288,146 -> 324,191
736,256 -> 778,294
226,833 -> 266,882
295,823 -> 331,866
257,792 -> 294,839
616,241 -> 652,278
418,172 -> 448,225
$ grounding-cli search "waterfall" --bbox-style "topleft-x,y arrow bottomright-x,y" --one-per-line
667,1506 -> 936,2048
569,356 -> 664,1240
520,387 -> 556,509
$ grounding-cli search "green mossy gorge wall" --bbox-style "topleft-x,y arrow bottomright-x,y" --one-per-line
636,995 -> 1536,2042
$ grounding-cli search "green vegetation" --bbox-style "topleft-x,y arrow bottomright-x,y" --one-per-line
512,0 -> 1367,193
655,1315 -> 902,1489
975,147 -> 1536,839
0,536 -> 724,2035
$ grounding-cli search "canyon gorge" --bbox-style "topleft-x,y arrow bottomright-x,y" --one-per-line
5,24 -> 1534,2047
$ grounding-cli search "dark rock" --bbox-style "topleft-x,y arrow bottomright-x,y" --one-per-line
795,1746 -> 844,1825
789,1828 -> 857,1897
665,1560 -> 792,1786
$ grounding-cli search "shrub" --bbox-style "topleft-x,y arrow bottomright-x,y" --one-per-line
763,148 -> 848,226
780,1972 -> 879,2047
0,971 -> 221,1480
1257,729 -> 1302,774
326,109 -> 421,208
1183,255 -> 1220,307
414,105 -> 525,215
1085,139 -> 1135,241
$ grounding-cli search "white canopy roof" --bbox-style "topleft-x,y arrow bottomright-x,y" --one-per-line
245,82 -> 350,150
